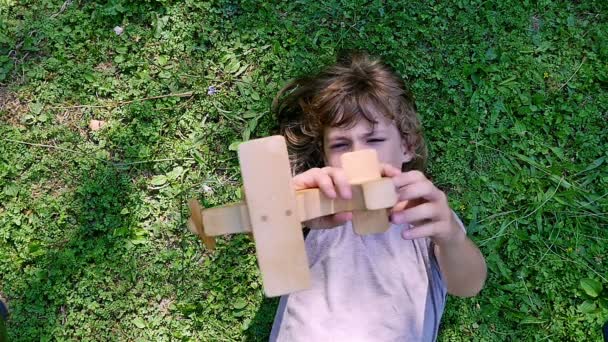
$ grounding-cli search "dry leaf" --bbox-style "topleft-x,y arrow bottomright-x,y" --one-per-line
89,120 -> 106,131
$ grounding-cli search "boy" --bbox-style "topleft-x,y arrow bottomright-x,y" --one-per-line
269,53 -> 486,341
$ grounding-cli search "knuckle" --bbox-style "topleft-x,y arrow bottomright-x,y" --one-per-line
318,176 -> 332,186
411,170 -> 424,178
320,166 -> 336,174
437,190 -> 447,202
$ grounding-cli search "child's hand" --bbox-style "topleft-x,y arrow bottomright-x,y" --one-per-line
381,164 -> 465,247
293,167 -> 354,229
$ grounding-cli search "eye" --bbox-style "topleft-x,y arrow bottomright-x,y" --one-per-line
367,138 -> 386,144
330,143 -> 348,150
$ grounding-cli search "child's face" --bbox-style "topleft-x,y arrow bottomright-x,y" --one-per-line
323,115 -> 413,170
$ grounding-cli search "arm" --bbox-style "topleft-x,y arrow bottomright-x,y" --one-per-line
433,221 -> 486,297
383,166 -> 487,297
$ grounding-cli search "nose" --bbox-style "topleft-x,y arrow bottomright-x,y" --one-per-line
351,140 -> 368,152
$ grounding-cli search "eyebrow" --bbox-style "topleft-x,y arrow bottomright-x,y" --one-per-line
327,128 -> 386,142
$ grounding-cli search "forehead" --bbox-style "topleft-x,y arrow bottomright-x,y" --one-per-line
324,115 -> 396,139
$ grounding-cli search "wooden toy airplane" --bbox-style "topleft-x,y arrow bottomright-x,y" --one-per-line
187,135 -> 398,297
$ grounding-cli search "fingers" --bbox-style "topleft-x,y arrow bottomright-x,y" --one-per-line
381,168 -> 443,202
390,170 -> 426,186
392,171 -> 445,203
293,167 -> 352,199
401,222 -> 436,240
391,202 -> 436,225
322,167 -> 352,199
380,170 -> 460,244
391,198 -> 425,213
380,163 -> 401,178
401,220 -> 466,246
293,167 -> 355,229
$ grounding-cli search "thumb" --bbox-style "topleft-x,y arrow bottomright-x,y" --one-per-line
380,163 -> 401,177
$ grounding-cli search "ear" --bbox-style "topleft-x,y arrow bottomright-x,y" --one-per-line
401,139 -> 414,163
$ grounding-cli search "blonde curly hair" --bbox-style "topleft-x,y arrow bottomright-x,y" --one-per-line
273,53 -> 427,175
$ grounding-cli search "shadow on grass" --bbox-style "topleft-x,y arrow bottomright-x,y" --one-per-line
4,160 -> 146,340
1,91 -> 191,339
242,296 -> 279,341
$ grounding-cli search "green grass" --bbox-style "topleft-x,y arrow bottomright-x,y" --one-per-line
1,0 -> 607,340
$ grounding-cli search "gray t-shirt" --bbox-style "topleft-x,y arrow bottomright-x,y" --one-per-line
269,221 -> 448,342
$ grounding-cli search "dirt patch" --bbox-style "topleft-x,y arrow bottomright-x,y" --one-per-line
1,87 -> 91,137
30,177 -> 70,201
0,87 -> 28,127
94,62 -> 116,74
158,297 -> 175,316
54,106 -> 89,137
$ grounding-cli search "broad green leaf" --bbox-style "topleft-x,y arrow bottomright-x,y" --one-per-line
580,278 -> 602,298
232,310 -> 246,317
29,102 -> 43,114
133,317 -> 146,329
243,111 -> 258,119
167,166 -> 184,180
485,48 -> 497,61
226,59 -> 241,74
83,73 -> 95,82
150,175 -> 168,186
3,184 -> 19,197
229,141 -> 242,151
233,298 -> 248,310
235,64 -> 249,77
157,55 -> 168,66
577,300 -> 596,314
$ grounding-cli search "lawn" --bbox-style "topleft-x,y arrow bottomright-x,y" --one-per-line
1,0 -> 607,340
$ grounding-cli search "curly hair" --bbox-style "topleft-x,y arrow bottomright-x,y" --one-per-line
273,53 -> 427,175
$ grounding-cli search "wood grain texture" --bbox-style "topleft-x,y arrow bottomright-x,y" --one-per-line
341,150 -> 391,235
361,178 -> 398,210
238,136 -> 310,297
203,203 -> 252,235
188,199 -> 216,250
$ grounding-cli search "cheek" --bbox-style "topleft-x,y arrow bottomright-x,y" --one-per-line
328,156 -> 342,168
376,145 -> 405,169
323,151 -> 343,168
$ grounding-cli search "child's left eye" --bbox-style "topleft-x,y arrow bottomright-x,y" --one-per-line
367,138 -> 385,144
330,143 -> 348,150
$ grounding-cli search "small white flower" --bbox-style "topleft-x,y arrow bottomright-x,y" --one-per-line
113,26 -> 124,35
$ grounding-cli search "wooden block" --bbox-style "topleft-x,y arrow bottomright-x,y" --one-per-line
238,136 -> 310,297
188,199 -> 217,250
352,210 -> 390,235
341,150 -> 381,183
296,188 -> 323,222
295,187 -> 367,222
203,203 -> 252,235
361,178 -> 398,210
341,185 -> 365,212
340,150 -> 391,235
